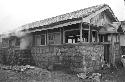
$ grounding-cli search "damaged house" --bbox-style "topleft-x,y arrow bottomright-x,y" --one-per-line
0,4 -> 122,73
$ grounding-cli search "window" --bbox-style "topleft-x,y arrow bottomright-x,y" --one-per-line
2,38 -> 9,47
83,30 -> 89,42
41,35 -> 46,45
15,38 -> 20,46
48,33 -> 61,44
65,29 -> 98,43
34,34 -> 46,46
65,30 -> 80,43
99,34 -> 109,42
92,31 -> 97,42
100,35 -> 104,42
48,34 -> 55,44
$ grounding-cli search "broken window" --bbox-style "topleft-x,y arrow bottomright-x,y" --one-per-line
83,30 -> 89,42
65,29 -> 99,43
99,34 -> 108,42
65,30 -> 80,43
41,35 -> 46,45
34,34 -> 46,46
100,35 -> 104,42
2,38 -> 9,47
15,38 -> 20,46
92,31 -> 97,42
48,32 -> 61,44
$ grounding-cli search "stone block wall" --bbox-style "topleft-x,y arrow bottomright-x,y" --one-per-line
0,47 -> 35,66
31,43 -> 104,73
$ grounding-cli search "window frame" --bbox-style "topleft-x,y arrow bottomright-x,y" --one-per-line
64,29 -> 80,43
34,34 -> 46,46
47,32 -> 61,45
15,38 -> 20,47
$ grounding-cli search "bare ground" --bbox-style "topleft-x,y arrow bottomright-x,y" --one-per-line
0,66 -> 125,82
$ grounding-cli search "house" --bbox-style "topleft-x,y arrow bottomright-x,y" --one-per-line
0,4 -> 120,72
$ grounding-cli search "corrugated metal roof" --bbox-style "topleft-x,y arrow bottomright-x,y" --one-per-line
20,4 -> 109,30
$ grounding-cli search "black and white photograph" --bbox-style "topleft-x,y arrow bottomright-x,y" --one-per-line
0,0 -> 125,82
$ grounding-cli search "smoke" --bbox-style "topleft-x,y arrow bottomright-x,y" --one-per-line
15,31 -> 26,38
14,30 -> 33,50
2,28 -> 33,50
20,33 -> 33,50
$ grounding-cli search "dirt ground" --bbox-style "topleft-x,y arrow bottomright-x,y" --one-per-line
0,65 -> 125,82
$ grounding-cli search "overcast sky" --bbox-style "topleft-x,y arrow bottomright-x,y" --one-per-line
0,0 -> 125,34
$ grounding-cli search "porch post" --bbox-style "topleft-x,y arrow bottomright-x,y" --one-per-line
116,34 -> 118,42
111,34 -> 115,66
118,33 -> 120,44
96,31 -> 99,42
88,23 -> 92,42
118,33 -> 121,55
60,28 -> 64,44
80,21 -> 83,42
46,30 -> 48,45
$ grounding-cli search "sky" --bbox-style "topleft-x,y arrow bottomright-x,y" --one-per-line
0,0 -> 125,34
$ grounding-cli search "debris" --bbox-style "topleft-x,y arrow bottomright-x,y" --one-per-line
90,73 -> 101,82
77,72 -> 101,82
77,73 -> 87,79
20,65 -> 35,71
26,67 -> 51,80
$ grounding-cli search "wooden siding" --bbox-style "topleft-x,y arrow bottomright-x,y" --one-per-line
120,34 -> 125,46
90,11 -> 112,26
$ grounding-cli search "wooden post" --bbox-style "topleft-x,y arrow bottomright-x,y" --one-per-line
60,28 -> 63,44
80,22 -> 83,42
95,31 -> 98,42
63,28 -> 65,44
88,24 -> 92,42
46,30 -> 48,45
32,35 -> 35,46
116,34 -> 118,42
118,33 -> 120,44
111,34 -> 114,65
118,33 -> 121,55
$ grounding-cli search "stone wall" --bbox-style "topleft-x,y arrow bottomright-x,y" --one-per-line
31,43 -> 104,73
0,47 -> 35,66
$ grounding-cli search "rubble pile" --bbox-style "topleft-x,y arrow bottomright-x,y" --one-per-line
26,67 -> 51,81
0,64 -> 52,81
77,72 -> 101,82
0,64 -> 83,82
0,63 -> 122,82
51,71 -> 82,82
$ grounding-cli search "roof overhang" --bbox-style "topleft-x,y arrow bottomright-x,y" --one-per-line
26,19 -> 82,33
25,5 -> 118,33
